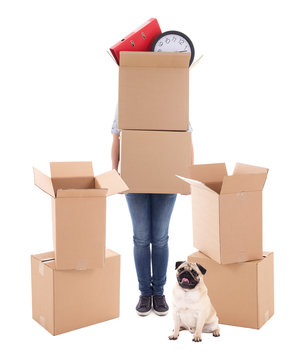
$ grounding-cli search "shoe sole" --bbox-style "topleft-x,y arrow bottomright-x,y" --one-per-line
153,309 -> 168,316
136,309 -> 151,316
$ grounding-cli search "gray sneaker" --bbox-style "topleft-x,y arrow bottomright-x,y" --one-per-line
153,295 -> 169,316
136,295 -> 152,316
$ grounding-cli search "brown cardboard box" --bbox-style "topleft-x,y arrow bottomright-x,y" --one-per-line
118,52 -> 190,131
187,251 -> 274,329
120,130 -> 191,194
178,163 -> 268,264
33,162 -> 128,270
31,249 -> 120,335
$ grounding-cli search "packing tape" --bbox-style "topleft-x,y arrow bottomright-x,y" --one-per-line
76,258 -> 88,271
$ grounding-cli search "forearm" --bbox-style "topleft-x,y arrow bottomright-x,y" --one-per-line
111,133 -> 120,171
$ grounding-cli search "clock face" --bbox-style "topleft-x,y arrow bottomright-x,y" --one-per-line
152,30 -> 195,65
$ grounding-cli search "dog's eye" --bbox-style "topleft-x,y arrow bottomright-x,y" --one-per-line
178,268 -> 185,273
191,270 -> 198,277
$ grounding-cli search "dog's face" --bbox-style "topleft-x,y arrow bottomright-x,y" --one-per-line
175,261 -> 207,290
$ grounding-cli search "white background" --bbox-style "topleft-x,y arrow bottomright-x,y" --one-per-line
1,0 -> 299,358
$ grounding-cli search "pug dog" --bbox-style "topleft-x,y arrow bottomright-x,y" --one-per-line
169,261 -> 220,342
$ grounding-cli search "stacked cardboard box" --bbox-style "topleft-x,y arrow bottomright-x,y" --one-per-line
178,162 -> 274,329
31,162 -> 128,335
118,51 -> 192,194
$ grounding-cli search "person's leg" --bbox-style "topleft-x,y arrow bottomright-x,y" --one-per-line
150,193 -> 177,296
125,193 -> 152,297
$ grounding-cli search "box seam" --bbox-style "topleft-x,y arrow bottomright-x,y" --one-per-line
256,261 -> 259,329
218,198 -> 222,263
53,269 -> 56,335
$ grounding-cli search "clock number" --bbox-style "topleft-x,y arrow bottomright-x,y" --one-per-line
152,31 -> 194,66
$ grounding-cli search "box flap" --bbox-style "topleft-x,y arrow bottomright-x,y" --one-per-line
176,175 -> 217,195
95,169 -> 129,196
33,167 -> 55,197
187,163 -> 227,193
50,162 -> 95,194
221,173 -> 268,194
190,163 -> 228,183
119,51 -> 190,68
189,54 -> 204,70
233,163 -> 269,176
50,161 -> 94,178
56,189 -> 108,198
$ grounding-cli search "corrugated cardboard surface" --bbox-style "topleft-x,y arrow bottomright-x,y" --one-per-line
219,191 -> 263,264
31,249 -> 120,335
191,184 -> 220,262
179,163 -> 267,264
257,253 -> 275,328
52,195 -> 107,270
31,255 -> 55,334
120,130 -> 191,194
187,251 -> 274,329
119,52 -> 189,131
95,169 -> 129,196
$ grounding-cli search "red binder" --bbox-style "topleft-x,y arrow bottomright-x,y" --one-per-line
109,18 -> 162,65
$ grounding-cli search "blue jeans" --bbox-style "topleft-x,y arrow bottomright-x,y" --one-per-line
125,193 -> 177,296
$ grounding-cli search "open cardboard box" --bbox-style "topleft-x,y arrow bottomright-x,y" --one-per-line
118,51 -> 191,131
120,130 -> 192,194
33,162 -> 128,270
187,250 -> 274,329
31,249 -> 120,335
178,163 -> 268,264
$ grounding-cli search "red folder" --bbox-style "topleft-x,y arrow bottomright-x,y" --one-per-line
110,18 -> 162,65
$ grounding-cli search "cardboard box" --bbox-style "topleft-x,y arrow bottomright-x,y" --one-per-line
31,249 -> 120,335
118,52 -> 190,131
33,162 -> 128,270
178,163 -> 268,264
187,251 -> 274,329
120,130 -> 191,194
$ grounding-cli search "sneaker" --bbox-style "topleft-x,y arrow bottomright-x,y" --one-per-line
153,295 -> 169,316
136,295 -> 152,316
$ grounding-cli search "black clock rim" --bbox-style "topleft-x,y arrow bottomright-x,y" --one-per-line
151,30 -> 195,66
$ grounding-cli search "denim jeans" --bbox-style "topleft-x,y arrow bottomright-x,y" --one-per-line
125,193 -> 177,296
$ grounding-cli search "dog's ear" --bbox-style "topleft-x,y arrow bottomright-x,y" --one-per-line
197,263 -> 207,275
175,261 -> 185,270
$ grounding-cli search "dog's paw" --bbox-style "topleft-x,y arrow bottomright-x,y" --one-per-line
192,335 -> 202,342
213,328 -> 220,337
169,334 -> 179,340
